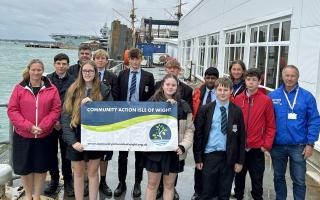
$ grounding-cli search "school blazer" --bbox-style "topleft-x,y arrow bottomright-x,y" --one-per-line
102,69 -> 119,100
118,68 -> 155,101
194,101 -> 246,166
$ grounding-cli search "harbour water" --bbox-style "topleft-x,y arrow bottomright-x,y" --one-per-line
0,41 -> 78,142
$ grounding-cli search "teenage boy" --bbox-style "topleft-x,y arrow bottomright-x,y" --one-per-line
191,67 -> 219,200
194,77 -> 245,200
93,49 -> 119,197
45,53 -> 75,196
233,68 -> 276,200
115,48 -> 155,198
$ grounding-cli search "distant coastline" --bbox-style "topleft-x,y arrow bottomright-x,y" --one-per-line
0,38 -> 54,44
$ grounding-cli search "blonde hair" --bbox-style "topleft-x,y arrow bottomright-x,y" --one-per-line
93,49 -> 109,60
63,60 -> 102,127
22,59 -> 44,82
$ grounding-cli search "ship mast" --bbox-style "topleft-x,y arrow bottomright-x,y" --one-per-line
176,0 -> 183,20
130,0 -> 136,47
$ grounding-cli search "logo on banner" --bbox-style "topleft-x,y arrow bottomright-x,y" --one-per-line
149,123 -> 171,146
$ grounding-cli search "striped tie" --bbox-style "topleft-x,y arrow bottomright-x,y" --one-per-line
129,71 -> 137,101
206,90 -> 212,104
98,72 -> 102,81
220,106 -> 227,135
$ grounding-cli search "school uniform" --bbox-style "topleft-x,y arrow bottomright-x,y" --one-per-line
117,67 -> 155,184
194,100 -> 245,200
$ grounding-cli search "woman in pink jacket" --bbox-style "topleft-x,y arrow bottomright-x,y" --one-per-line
7,59 -> 61,200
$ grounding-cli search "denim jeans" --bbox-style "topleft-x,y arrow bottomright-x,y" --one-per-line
270,145 -> 306,200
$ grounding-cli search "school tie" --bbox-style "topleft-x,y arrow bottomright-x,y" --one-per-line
98,72 -> 102,81
129,71 -> 137,101
206,90 -> 212,104
220,106 -> 227,135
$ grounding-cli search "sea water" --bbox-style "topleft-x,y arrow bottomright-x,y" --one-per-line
0,41 -> 78,141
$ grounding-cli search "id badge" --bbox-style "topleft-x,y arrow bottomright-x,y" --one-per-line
288,113 -> 297,120
145,86 -> 149,93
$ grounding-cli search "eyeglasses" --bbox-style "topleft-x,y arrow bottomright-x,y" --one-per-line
82,70 -> 95,74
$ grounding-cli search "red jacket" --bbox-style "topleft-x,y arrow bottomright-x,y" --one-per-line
192,84 -> 206,120
7,77 -> 61,138
234,89 -> 275,151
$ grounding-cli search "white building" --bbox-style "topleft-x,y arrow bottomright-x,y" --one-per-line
178,0 -> 320,150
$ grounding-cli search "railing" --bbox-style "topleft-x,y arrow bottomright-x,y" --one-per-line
108,60 -> 124,76
0,103 -> 14,186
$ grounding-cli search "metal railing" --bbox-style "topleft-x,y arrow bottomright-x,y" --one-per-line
0,104 -> 14,186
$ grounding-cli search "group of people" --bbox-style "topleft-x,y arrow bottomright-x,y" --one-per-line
7,44 -> 320,200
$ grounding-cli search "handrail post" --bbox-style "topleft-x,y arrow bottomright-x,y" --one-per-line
8,121 -> 13,186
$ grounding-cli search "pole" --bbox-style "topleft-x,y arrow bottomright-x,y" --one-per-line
130,0 -> 136,47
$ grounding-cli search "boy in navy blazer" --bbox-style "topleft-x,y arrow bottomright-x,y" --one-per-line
194,77 -> 245,200
114,48 -> 155,198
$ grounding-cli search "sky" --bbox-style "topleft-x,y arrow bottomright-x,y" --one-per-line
0,0 -> 199,41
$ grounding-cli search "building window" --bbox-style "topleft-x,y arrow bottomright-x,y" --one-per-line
207,34 -> 219,68
224,28 -> 246,73
249,20 -> 290,89
182,39 -> 193,68
197,36 -> 206,77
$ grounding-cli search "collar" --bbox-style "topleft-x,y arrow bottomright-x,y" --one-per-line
280,83 -> 299,94
216,99 -> 229,108
130,67 -> 141,74
206,87 -> 215,94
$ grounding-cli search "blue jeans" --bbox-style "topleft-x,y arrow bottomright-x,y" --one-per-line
270,145 -> 306,200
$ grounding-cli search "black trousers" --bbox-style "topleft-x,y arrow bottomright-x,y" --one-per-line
234,148 -> 265,200
194,167 -> 203,195
200,152 -> 235,200
49,129 -> 72,181
118,151 -> 143,183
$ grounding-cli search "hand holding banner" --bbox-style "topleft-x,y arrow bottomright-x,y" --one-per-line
81,101 -> 178,151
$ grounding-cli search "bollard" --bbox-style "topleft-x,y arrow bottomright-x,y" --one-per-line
0,164 -> 12,199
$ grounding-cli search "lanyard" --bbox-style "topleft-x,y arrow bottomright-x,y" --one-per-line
283,87 -> 299,112
234,85 -> 242,96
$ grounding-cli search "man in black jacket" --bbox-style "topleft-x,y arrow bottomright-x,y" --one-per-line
155,58 -> 193,108
68,44 -> 92,78
114,48 -> 155,198
45,53 -> 75,197
194,77 -> 245,200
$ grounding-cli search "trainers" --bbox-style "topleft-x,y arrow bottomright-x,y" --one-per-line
44,179 -> 59,195
99,181 -> 112,197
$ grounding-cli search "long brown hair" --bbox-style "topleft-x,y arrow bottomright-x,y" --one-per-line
152,74 -> 180,101
63,60 -> 102,127
22,59 -> 44,82
228,60 -> 246,81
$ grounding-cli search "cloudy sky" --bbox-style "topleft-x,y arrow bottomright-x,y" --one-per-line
0,0 -> 199,41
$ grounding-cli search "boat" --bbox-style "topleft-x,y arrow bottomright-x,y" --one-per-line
49,34 -> 99,48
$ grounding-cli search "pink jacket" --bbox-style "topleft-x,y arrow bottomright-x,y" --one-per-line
7,77 -> 61,138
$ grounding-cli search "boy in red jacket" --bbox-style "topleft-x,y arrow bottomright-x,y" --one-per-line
233,68 -> 276,200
